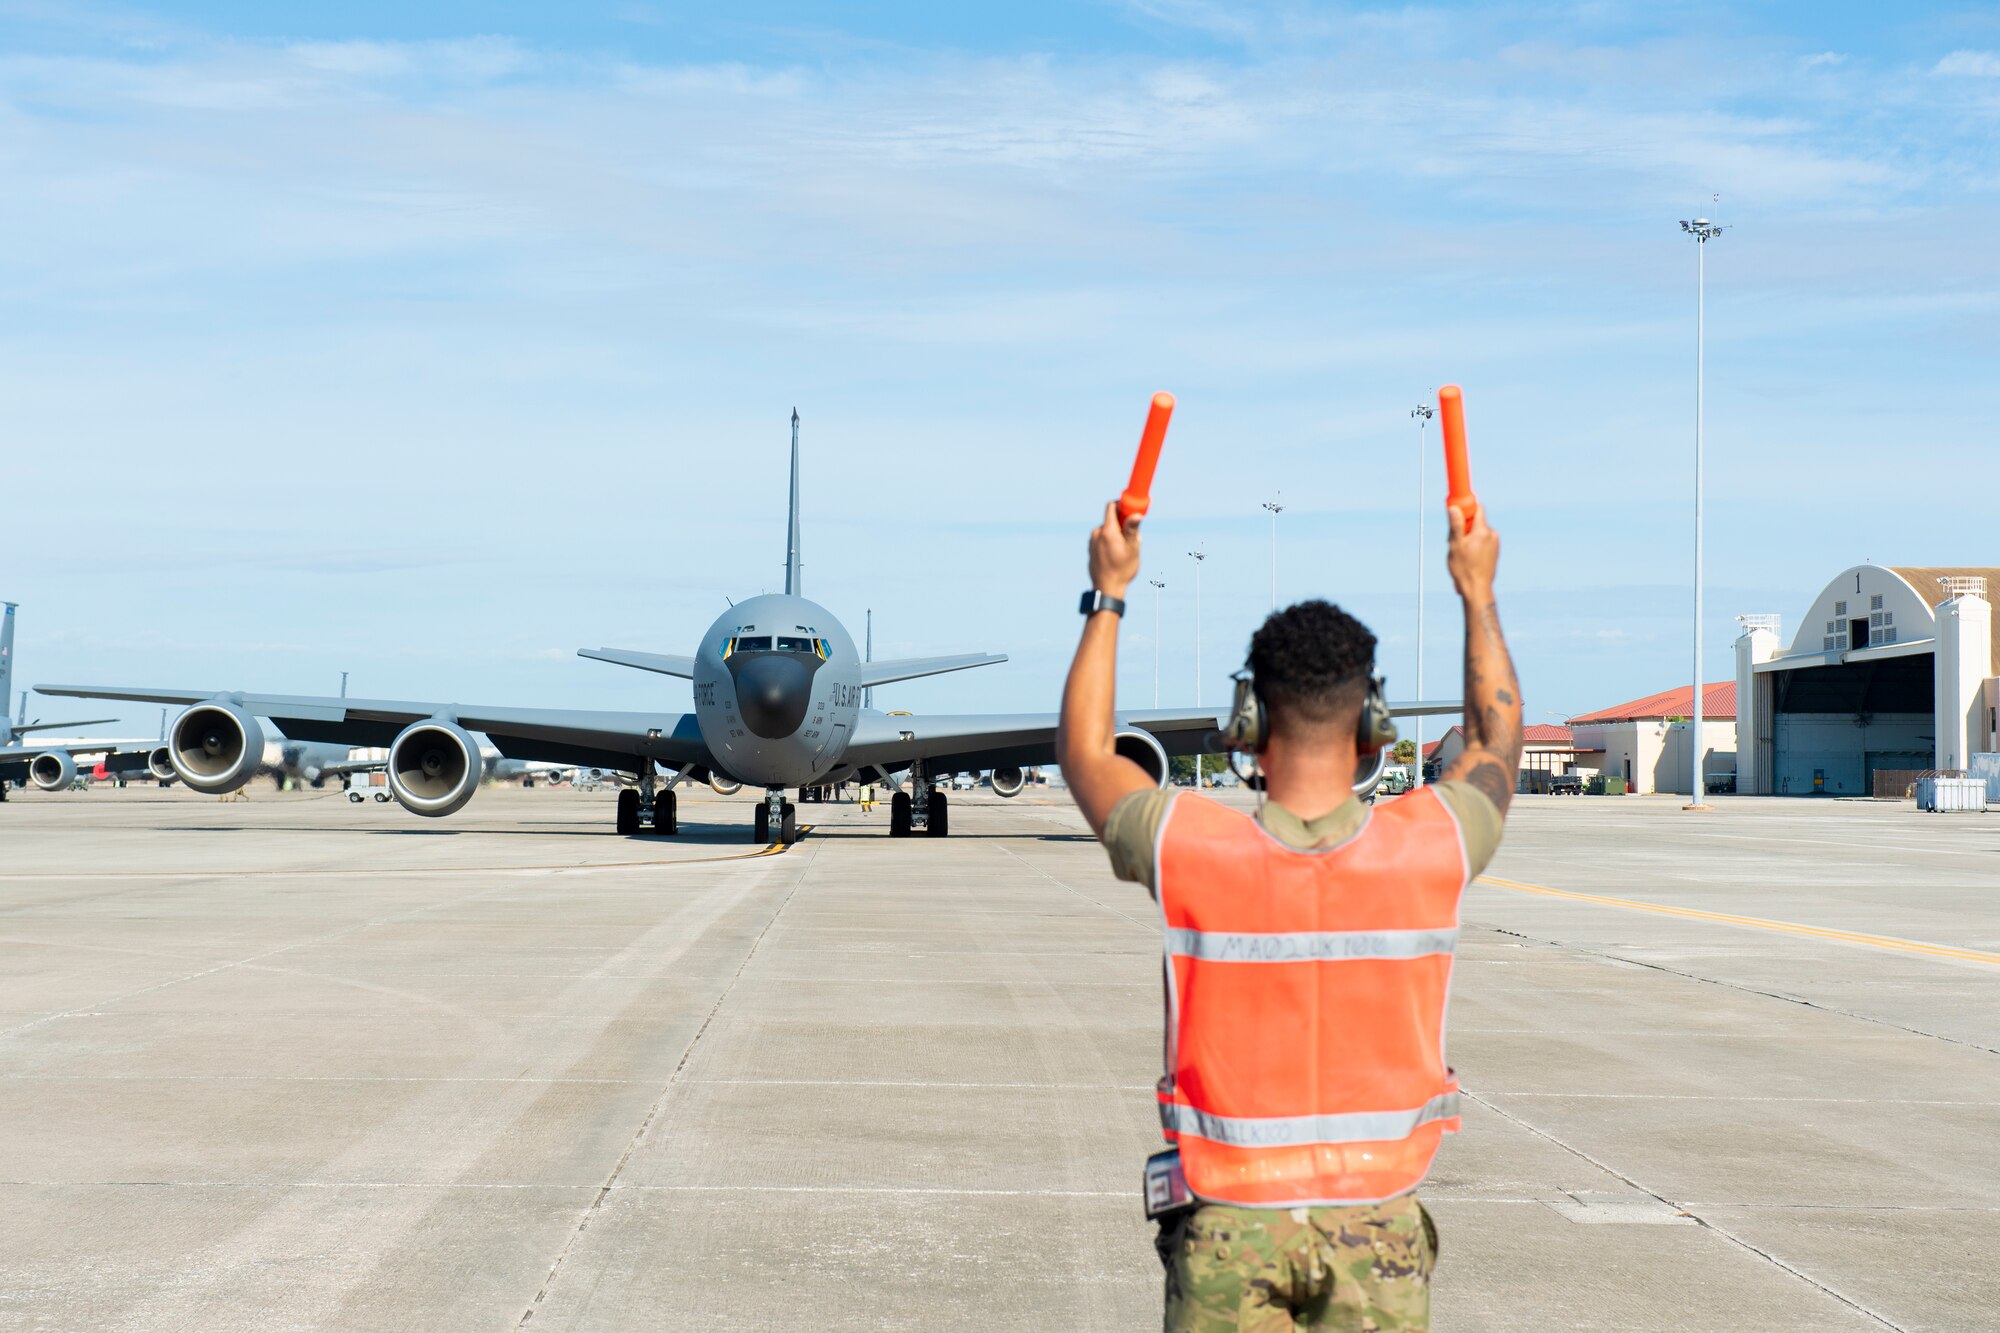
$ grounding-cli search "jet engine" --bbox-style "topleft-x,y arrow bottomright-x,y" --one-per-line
990,765 -> 1026,798
147,747 -> 176,783
29,750 -> 76,791
167,701 -> 264,794
386,720 -> 485,817
1112,728 -> 1170,788
709,775 -> 742,796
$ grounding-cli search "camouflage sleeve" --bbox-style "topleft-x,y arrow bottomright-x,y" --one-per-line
1100,788 -> 1175,894
1433,779 -> 1505,878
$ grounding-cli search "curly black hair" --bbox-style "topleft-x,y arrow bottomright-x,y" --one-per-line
1246,599 -> 1377,729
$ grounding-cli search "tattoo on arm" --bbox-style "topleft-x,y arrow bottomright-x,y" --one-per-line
1464,758 -> 1514,814
1449,587 -> 1523,813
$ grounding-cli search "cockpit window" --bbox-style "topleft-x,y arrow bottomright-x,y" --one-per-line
775,636 -> 815,653
730,636 -> 773,654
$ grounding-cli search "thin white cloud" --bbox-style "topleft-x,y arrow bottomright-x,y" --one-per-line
1934,50 -> 2000,77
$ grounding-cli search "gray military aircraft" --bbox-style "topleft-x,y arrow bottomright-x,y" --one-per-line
0,603 -> 169,798
41,412 -> 1460,844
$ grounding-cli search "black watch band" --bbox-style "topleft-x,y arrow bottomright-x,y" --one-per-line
1080,590 -> 1127,617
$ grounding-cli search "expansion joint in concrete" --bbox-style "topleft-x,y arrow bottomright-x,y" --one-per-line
516,842 -> 820,1327
1465,1091 -> 1907,1330
1479,925 -> 2000,1058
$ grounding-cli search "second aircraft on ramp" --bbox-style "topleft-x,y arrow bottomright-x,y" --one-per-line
40,412 -> 1459,844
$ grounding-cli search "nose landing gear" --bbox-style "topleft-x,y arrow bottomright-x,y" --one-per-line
752,788 -> 798,845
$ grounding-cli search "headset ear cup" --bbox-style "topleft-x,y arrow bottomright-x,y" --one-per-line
1223,667 -> 1267,753
1358,677 -> 1398,755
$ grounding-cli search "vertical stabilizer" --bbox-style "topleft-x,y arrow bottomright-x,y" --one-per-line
1,604 -> 16,730
785,409 -> 803,596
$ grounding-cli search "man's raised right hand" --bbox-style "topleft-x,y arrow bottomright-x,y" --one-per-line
1446,501 -> 1499,599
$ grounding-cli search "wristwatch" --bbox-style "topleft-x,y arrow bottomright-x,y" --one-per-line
1080,589 -> 1127,617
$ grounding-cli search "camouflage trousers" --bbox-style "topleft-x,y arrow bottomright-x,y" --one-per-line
1155,1194 -> 1436,1332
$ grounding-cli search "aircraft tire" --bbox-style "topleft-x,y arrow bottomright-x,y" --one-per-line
753,801 -> 770,844
889,791 -> 912,837
927,789 -> 949,837
781,805 -> 797,845
617,789 -> 641,835
653,790 -> 678,836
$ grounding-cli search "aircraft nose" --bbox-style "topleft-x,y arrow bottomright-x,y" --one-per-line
733,654 -> 813,739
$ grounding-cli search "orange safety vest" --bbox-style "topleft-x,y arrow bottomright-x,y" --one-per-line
1154,789 -> 1469,1207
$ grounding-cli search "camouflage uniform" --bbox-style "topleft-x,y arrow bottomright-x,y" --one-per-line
1156,1195 -> 1437,1332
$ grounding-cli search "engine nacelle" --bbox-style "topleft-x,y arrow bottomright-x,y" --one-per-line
168,701 -> 264,794
990,765 -> 1026,797
147,747 -> 176,783
1113,729 -> 1170,788
709,774 -> 742,796
387,720 -> 484,817
29,750 -> 76,791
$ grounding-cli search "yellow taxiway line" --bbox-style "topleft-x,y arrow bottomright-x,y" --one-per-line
1477,874 -> 2000,968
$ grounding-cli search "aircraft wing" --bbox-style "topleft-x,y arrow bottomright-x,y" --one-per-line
859,654 -> 1007,688
36,684 -> 713,776
12,718 -> 119,736
0,738 -> 156,782
842,698 -> 1463,777
842,707 -> 1224,776
577,648 -> 697,679
1389,700 -> 1466,717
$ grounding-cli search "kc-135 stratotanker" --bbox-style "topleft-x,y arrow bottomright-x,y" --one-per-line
41,412 -> 1460,844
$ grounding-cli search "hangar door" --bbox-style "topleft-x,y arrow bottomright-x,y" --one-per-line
1771,655 -> 1933,796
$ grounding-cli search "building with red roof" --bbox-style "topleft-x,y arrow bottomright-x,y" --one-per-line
1556,682 -> 1737,796
1570,683 -> 1736,726
1425,724 -> 1581,778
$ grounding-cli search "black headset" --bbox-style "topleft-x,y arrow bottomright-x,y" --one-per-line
1218,664 -> 1398,757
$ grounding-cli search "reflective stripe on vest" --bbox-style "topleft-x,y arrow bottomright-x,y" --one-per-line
1166,926 -> 1458,963
1161,1092 -> 1462,1149
1155,789 -> 1470,1208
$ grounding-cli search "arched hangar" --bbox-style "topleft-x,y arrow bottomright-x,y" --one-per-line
1735,566 -> 1999,796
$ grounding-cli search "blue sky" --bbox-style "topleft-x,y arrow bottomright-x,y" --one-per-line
4,1 -> 1997,737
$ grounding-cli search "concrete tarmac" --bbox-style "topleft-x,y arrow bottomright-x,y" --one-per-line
1,784 -> 1995,1330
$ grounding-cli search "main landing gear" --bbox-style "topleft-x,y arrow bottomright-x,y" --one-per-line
752,787 -> 798,846
887,761 -> 949,838
615,770 -> 679,836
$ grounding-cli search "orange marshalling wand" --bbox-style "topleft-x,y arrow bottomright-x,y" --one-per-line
1438,384 -> 1477,528
1117,393 -> 1176,526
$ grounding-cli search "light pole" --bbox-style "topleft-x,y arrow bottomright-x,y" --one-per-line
1148,578 -> 1167,708
1261,495 -> 1283,610
1189,546 -> 1206,787
1410,401 -> 1433,786
1680,215 -> 1723,809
